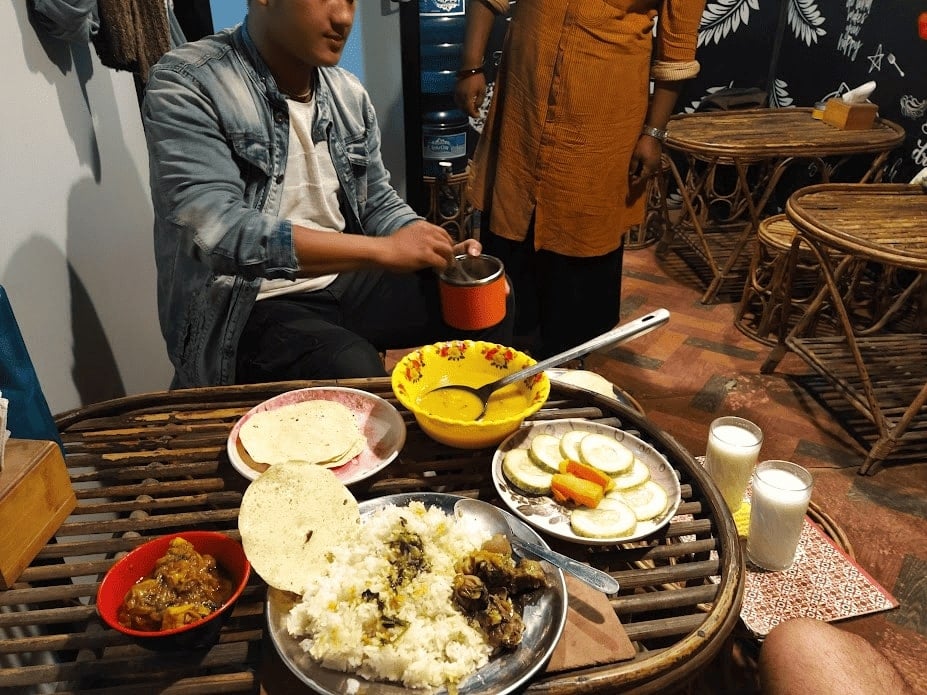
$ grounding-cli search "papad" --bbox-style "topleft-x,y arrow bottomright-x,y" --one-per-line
238,462 -> 360,593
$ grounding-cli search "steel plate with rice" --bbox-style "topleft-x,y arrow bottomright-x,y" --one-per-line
227,387 -> 406,485
266,492 -> 568,695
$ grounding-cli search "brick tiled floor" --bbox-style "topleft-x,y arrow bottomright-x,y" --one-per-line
596,244 -> 927,694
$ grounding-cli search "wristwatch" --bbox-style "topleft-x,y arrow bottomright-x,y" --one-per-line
641,125 -> 668,142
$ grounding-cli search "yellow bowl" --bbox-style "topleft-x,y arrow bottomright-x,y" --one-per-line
391,341 -> 550,449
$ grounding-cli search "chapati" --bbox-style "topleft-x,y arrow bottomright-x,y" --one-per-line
238,462 -> 360,593
238,400 -> 365,468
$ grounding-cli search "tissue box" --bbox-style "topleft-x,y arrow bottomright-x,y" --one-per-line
0,439 -> 76,588
822,99 -> 878,130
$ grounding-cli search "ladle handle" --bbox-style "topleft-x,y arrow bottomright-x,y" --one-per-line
496,308 -> 671,390
511,538 -> 620,594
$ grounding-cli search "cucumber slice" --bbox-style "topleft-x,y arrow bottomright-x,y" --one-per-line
571,501 -> 637,539
597,496 -> 634,512
612,480 -> 669,521
502,448 -> 553,495
608,458 -> 651,490
528,434 -> 565,473
558,430 -> 586,462
578,434 -> 634,475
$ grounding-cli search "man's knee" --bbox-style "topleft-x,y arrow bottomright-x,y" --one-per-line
759,618 -> 912,695
326,337 -> 388,378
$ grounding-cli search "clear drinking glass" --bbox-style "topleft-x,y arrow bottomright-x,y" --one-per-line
747,460 -> 814,571
704,416 -> 763,513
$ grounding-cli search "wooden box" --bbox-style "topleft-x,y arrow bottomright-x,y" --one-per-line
0,439 -> 76,588
822,99 -> 878,130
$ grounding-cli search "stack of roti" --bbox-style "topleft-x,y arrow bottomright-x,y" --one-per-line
238,462 -> 360,593
238,400 -> 365,469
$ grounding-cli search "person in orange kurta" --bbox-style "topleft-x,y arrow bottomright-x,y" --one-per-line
456,0 -> 705,357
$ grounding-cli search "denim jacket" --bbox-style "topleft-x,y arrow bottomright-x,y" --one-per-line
143,23 -> 420,388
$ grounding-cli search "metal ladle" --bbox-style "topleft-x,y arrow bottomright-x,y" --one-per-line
425,308 -> 670,420
453,498 -> 620,593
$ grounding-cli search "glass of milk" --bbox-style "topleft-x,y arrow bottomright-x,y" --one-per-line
747,460 -> 814,571
704,416 -> 763,513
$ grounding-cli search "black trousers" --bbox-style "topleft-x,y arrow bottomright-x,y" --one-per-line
236,267 -> 515,382
480,221 -> 623,359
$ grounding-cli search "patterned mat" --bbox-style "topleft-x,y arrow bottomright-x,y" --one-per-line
694,457 -> 898,637
740,515 -> 898,637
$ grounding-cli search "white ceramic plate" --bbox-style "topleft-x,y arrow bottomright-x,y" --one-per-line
266,492 -> 568,695
492,419 -> 682,546
226,387 -> 406,485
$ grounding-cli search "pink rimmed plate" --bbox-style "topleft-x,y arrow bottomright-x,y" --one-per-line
227,387 -> 406,485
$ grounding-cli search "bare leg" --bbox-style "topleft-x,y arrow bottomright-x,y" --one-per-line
759,618 -> 913,695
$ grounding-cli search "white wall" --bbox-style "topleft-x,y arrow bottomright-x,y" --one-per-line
1,3 -> 173,414
360,1 -> 407,199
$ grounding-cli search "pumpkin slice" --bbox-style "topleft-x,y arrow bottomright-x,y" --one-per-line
550,473 -> 605,509
558,458 -> 615,492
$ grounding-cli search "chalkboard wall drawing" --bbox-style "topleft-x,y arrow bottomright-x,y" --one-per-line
679,0 -> 927,185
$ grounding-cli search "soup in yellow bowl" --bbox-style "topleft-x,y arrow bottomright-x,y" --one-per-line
391,341 -> 550,449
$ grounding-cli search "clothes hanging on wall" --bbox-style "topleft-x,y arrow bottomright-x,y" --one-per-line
29,0 -> 186,80
30,0 -> 99,44
94,0 -> 170,79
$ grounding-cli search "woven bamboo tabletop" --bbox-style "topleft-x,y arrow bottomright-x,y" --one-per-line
0,379 -> 743,694
666,108 -> 905,161
787,183 -> 927,268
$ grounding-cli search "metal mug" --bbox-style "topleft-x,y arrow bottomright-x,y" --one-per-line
438,254 -> 507,331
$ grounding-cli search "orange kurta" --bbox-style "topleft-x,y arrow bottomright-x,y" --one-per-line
469,0 -> 704,257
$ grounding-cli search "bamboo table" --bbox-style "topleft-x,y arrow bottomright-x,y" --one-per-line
0,379 -> 743,693
658,108 -> 906,304
762,183 -> 927,474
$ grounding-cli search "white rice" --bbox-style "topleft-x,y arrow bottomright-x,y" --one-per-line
286,501 -> 493,689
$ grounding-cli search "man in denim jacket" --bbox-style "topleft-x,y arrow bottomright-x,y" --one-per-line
144,0 -> 511,388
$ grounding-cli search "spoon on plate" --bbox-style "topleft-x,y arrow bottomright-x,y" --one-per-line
424,308 -> 670,420
454,498 -> 621,594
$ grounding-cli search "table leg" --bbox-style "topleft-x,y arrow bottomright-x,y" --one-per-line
657,154 -> 719,267
777,236 -> 927,474
860,384 -> 927,475
760,236 -> 830,374
700,160 -> 768,303
858,150 -> 891,184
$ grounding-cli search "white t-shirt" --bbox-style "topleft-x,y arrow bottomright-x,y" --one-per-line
257,96 -> 346,300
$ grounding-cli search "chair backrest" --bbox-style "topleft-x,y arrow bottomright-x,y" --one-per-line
0,286 -> 63,449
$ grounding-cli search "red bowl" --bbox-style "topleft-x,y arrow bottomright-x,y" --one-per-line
97,531 -> 251,646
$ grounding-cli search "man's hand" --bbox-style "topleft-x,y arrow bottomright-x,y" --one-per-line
293,221 -> 484,276
453,237 -> 482,258
378,220 -> 460,272
454,73 -> 487,119
628,135 -> 663,187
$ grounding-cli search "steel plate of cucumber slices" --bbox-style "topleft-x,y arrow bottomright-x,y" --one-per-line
491,419 -> 682,546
